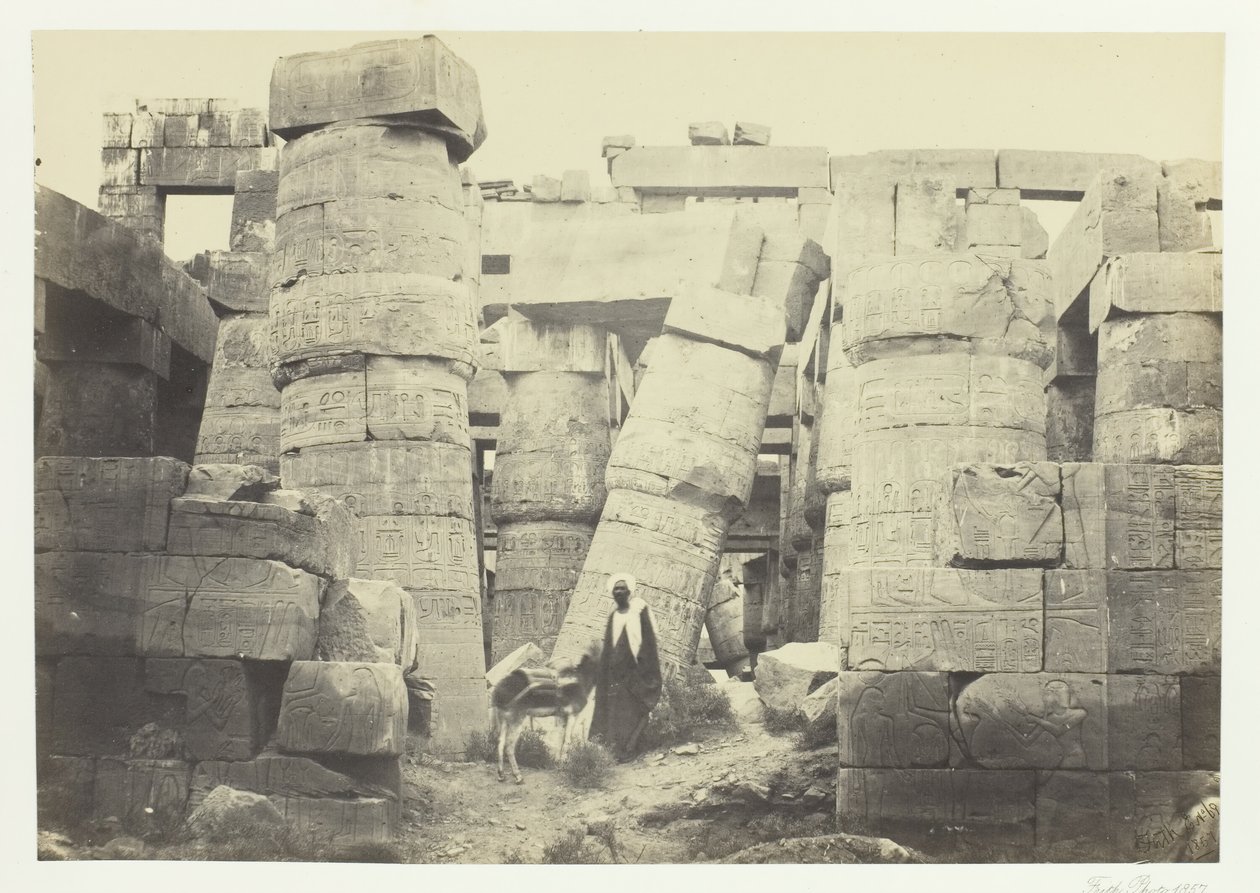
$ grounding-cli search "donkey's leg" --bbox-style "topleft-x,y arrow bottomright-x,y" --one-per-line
506,718 -> 526,784
495,710 -> 508,782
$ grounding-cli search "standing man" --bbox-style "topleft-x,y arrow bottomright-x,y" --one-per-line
590,573 -> 662,762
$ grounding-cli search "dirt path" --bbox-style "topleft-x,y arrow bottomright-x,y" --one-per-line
400,713 -> 817,864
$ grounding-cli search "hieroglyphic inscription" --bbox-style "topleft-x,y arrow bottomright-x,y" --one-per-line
194,407 -> 282,462
1044,570 -> 1108,673
490,452 -> 606,523
365,356 -> 471,445
280,441 -> 475,519
943,462 -> 1062,564
849,427 -> 1044,568
279,369 -> 367,452
277,661 -> 407,756
269,272 -> 477,367
139,147 -> 267,188
835,672 -> 951,768
492,520 -> 593,662
135,556 -> 321,660
267,795 -> 398,846
145,658 -> 259,760
1107,674 -> 1182,770
202,365 -> 282,410
1174,466 -> 1223,569
357,514 -> 480,594
844,568 -> 1043,671
1094,407 -> 1223,466
952,673 -> 1106,769
34,457 -> 188,553
1108,571 -> 1221,674
1061,463 -> 1174,570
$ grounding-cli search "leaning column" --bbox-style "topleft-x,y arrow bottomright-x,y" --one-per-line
269,37 -> 488,755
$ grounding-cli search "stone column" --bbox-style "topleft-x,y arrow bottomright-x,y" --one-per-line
269,37 -> 488,756
551,226 -> 790,677
194,171 -> 282,471
490,320 -> 610,664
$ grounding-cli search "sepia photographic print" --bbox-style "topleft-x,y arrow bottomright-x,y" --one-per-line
13,3 -> 1255,888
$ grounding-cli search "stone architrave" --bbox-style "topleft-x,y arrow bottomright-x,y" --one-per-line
34,457 -> 189,553
276,661 -> 408,756
1087,253 -> 1222,333
833,671 -> 951,768
840,568 -> 1044,672
134,555 -> 322,661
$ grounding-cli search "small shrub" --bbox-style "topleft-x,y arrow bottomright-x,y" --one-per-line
640,675 -> 737,750
542,828 -> 608,864
761,705 -> 806,736
333,840 -> 407,863
464,726 -> 554,768
503,847 -> 528,864
561,739 -> 615,789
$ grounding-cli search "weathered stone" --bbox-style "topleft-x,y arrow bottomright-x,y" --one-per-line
36,186 -> 218,362
894,177 -> 956,255
952,673 -> 1107,769
997,149 -> 1160,198
1094,408 -> 1222,466
196,365 -> 282,471
560,169 -> 591,202
1034,770 -> 1136,862
319,578 -> 418,668
1095,318 -> 1221,419
1108,570 -> 1221,675
842,568 -> 1044,672
185,463 -> 279,500
276,661 -> 407,756
849,426 -> 1047,568
36,552 -> 143,657
1109,674 -> 1183,770
1090,254 -> 1220,324
1046,167 -> 1160,318
364,356 -> 472,445
705,574 -> 749,673
276,124 -> 460,216
34,457 -> 188,553
1045,379 -> 1095,463
200,251 -> 269,314
1061,463 -> 1175,570
718,679 -> 766,723
601,134 -> 635,155
814,345 -> 856,494
38,755 -> 97,827
834,672 -> 950,767
611,146 -> 828,196
93,758 -> 191,834
138,147 -> 270,188
269,37 -> 486,159
1174,466 -> 1222,570
166,493 -> 356,579
938,462 -> 1062,566
269,794 -> 398,846
1180,676 -> 1220,770
144,659 -> 267,761
185,785 -> 285,839
281,440 -> 475,520
279,369 -> 368,452
53,657 -> 180,756
1043,570 -> 1108,673
531,174 -> 561,202
1158,175 -> 1214,251
35,365 -> 159,458
842,255 -> 1053,366
96,185 -> 165,242
355,514 -> 481,594
688,121 -> 731,146
135,556 -> 322,661
498,319 -> 606,373
963,201 -> 1022,249
799,677 -> 838,742
231,169 -> 278,253
491,523 -> 592,663
752,642 -> 840,711
129,110 -> 162,147
190,753 -> 397,806
1020,207 -> 1048,259
831,149 -> 995,191
161,114 -> 198,147
733,122 -> 771,146
1130,771 -> 1220,862
663,285 -> 786,360
269,272 -> 477,368
837,768 -> 1035,848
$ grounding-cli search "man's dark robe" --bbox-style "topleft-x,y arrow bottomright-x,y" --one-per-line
591,602 -> 662,760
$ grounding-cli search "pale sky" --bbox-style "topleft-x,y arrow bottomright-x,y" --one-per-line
33,31 -> 1224,259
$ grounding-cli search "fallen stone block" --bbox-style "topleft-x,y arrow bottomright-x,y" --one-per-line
662,285 -> 786,360
269,794 -> 398,846
753,642 -> 840,712
717,679 -> 766,723
185,785 -> 286,839
190,753 -> 399,807
531,174 -> 561,202
799,677 -> 838,743
689,121 -> 731,145
34,457 -> 189,553
733,121 -> 771,146
276,661 -> 408,756
269,36 -> 486,160
318,579 -> 419,668
185,463 -> 280,500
